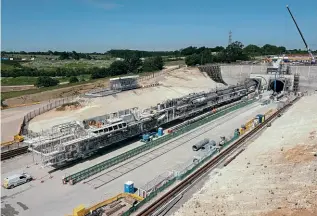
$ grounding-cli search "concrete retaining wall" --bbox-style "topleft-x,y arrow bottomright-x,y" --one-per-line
219,65 -> 317,92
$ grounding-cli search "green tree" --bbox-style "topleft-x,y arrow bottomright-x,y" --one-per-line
59,52 -> 69,60
185,54 -> 201,66
142,56 -> 164,71
243,44 -> 261,58
72,51 -> 80,60
69,76 -> 79,83
124,55 -> 142,73
223,41 -> 249,62
152,56 -> 164,70
109,61 -> 129,76
261,44 -> 281,55
35,76 -> 59,88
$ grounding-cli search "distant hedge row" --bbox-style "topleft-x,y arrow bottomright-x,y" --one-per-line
1,56 -> 164,79
1,67 -> 92,78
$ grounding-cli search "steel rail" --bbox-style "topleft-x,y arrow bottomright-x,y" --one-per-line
1,146 -> 29,161
136,97 -> 299,216
83,102 -> 260,188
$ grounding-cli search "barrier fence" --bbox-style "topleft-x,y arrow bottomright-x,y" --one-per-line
1,96 -> 77,146
137,66 -> 179,83
63,99 -> 257,184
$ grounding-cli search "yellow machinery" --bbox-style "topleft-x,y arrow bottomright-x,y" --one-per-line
264,109 -> 276,119
14,134 -> 24,142
70,193 -> 143,216
1,135 -> 25,147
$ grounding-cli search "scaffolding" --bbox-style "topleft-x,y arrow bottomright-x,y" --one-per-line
293,73 -> 300,93
25,80 -> 258,167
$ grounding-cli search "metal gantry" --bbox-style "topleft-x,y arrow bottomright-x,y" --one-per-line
26,80 -> 258,167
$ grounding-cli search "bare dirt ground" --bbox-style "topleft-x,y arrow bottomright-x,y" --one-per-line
28,67 -> 222,132
173,94 -> 317,216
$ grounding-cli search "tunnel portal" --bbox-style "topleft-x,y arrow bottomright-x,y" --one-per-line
269,79 -> 285,93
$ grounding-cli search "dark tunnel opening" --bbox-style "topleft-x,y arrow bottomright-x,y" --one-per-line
250,78 -> 261,89
269,80 -> 285,93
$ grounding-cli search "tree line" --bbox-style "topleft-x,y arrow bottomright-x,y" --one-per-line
185,41 -> 250,66
2,44 -> 316,60
184,41 -> 317,66
90,56 -> 163,79
2,56 -> 164,85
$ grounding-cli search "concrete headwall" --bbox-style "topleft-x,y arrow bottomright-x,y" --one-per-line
291,66 -> 317,91
219,65 -> 317,92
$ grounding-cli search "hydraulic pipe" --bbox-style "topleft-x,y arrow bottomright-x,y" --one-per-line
192,138 -> 210,151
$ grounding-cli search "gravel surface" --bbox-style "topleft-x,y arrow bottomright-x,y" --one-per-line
173,94 -> 317,216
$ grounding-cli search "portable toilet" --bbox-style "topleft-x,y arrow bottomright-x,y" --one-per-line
124,181 -> 134,193
256,114 -> 265,123
157,127 -> 163,136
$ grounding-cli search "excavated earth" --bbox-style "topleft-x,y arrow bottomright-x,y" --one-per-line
173,94 -> 317,216
28,67 -> 226,132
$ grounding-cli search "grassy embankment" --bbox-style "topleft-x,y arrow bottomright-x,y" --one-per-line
1,56 -> 185,100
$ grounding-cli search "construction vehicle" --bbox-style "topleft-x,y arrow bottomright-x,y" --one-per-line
286,5 -> 316,64
14,134 -> 24,142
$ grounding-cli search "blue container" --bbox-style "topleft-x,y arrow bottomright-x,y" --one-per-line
142,134 -> 149,141
124,181 -> 134,193
158,127 -> 163,136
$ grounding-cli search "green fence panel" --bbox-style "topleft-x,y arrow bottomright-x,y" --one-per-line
64,99 -> 256,184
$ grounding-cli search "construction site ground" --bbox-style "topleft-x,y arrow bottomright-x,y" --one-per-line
1,98 -> 276,216
1,101 -> 56,143
0,67 -> 176,142
172,94 -> 317,216
27,67 -> 231,132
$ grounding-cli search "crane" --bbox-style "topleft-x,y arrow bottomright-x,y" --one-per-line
286,5 -> 316,64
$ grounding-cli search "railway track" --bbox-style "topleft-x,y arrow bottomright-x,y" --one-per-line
82,102 -> 262,188
1,146 -> 29,161
136,97 -> 300,216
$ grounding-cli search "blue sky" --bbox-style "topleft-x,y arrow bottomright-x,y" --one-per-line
2,0 -> 317,52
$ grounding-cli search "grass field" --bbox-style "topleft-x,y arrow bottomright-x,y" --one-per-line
1,78 -> 103,100
164,59 -> 186,66
1,70 -> 165,100
1,75 -> 91,86
21,59 -> 114,69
